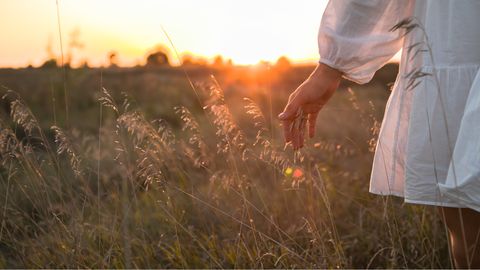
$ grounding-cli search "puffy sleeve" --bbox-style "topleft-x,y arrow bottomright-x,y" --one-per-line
318,0 -> 414,84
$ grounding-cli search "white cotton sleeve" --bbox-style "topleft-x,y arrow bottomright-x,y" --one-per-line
318,0 -> 413,84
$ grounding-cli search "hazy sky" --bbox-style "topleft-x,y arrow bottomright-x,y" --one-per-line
0,0 -> 330,67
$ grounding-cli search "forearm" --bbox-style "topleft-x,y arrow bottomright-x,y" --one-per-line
307,63 -> 343,86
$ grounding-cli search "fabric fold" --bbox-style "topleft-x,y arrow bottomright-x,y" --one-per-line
439,69 -> 480,212
318,0 -> 413,84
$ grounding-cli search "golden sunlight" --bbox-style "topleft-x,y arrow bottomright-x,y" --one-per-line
0,0 -> 328,67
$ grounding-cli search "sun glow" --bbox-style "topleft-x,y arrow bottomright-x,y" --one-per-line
0,0 -> 328,67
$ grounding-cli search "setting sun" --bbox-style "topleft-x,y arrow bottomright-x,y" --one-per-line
0,0 -> 328,67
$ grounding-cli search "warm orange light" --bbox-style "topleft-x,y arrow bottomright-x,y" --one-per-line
0,0 -> 328,68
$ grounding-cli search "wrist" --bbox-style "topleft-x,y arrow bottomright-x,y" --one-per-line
312,62 -> 343,80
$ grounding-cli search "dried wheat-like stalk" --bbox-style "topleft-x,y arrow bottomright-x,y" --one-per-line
244,97 -> 290,171
117,111 -> 171,188
99,88 -> 169,188
175,106 -> 209,168
202,80 -> 247,158
98,87 -> 119,114
51,126 -> 83,177
0,120 -> 20,167
3,91 -> 40,136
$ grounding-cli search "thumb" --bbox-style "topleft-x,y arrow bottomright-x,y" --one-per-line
278,96 -> 301,120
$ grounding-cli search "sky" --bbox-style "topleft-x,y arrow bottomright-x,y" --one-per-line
0,0 -> 330,68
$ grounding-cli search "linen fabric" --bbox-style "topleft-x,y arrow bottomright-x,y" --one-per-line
318,0 -> 480,211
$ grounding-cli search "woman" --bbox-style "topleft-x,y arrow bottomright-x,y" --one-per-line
279,0 -> 480,268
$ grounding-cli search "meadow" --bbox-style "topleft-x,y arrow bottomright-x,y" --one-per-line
0,63 -> 451,268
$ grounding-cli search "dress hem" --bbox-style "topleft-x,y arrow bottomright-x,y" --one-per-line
369,189 -> 462,208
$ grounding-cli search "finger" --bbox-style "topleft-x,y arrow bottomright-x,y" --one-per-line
292,124 -> 300,150
278,94 -> 302,121
308,111 -> 319,138
291,117 -> 306,150
289,119 -> 298,150
282,119 -> 293,143
299,117 -> 307,148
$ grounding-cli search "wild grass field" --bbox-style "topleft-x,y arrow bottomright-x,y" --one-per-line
0,63 -> 451,268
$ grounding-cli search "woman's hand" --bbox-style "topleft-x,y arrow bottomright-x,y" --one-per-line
278,63 -> 342,150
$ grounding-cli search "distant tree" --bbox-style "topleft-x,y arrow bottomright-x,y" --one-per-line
79,60 -> 90,69
40,58 -> 58,69
146,45 -> 170,67
146,51 -> 169,66
108,51 -> 119,67
212,55 -> 224,68
274,56 -> 292,72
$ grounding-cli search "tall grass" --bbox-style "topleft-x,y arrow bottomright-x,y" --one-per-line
0,72 -> 449,267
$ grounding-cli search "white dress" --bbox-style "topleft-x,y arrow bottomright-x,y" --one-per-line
318,0 -> 480,211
